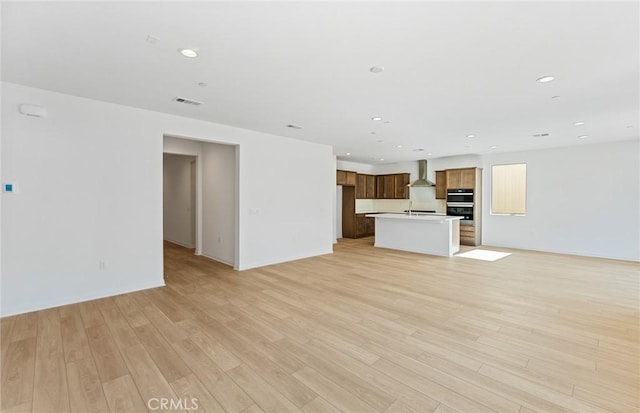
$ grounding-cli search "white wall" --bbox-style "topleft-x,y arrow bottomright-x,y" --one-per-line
336,160 -> 376,174
1,83 -> 165,316
480,140 -> 639,261
201,143 -> 236,266
1,82 -> 334,316
163,154 -> 196,248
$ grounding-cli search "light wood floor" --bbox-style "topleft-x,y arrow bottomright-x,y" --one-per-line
1,239 -> 638,413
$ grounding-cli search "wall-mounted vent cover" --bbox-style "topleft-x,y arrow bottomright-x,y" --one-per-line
173,97 -> 203,106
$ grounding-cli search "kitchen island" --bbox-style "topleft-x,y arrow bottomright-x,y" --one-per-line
366,213 -> 462,257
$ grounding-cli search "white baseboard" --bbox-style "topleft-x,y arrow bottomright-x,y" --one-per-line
236,249 -> 333,271
0,279 -> 165,317
200,252 -> 234,268
482,243 -> 640,263
163,238 -> 195,249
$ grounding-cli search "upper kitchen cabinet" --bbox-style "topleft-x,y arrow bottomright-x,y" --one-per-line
446,168 -> 476,189
356,174 -> 376,199
376,175 -> 395,199
366,175 -> 376,199
376,174 -> 409,199
337,170 -> 356,186
394,173 -> 410,199
435,170 -> 447,199
339,170 -> 411,199
356,174 -> 366,198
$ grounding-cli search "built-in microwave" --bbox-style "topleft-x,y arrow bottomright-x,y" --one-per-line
447,189 -> 474,203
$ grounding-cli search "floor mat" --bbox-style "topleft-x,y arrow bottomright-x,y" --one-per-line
456,249 -> 511,261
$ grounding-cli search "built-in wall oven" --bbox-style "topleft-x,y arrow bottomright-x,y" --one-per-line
447,189 -> 474,226
446,189 -> 474,203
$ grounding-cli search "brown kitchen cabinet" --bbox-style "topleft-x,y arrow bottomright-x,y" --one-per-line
383,175 -> 395,199
341,186 -> 356,238
340,170 -> 410,239
366,216 -> 375,235
460,225 -> 476,246
356,214 -> 367,237
435,170 -> 447,199
376,174 -> 409,199
337,170 -> 356,186
366,175 -> 376,199
446,168 -> 476,189
442,166 -> 482,246
356,174 -> 376,199
355,214 -> 375,238
356,174 -> 367,198
394,173 -> 410,199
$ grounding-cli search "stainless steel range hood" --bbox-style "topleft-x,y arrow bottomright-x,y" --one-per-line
410,159 -> 435,187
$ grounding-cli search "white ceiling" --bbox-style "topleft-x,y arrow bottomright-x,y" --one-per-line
2,1 -> 638,164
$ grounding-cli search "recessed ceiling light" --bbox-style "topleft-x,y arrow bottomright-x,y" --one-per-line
574,121 -> 585,126
371,117 -> 382,121
179,48 -> 198,58
551,95 -> 561,99
198,82 -> 207,87
490,145 -> 498,149
346,152 -> 351,156
536,75 -> 555,83
466,134 -> 475,138
370,131 -> 376,134
578,135 -> 589,139
413,148 -> 424,152
370,66 -> 384,73
377,140 -> 384,143
379,158 -> 385,161
427,152 -> 433,156
396,145 -> 403,148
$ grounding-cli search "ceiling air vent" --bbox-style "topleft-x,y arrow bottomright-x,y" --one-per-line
173,97 -> 203,106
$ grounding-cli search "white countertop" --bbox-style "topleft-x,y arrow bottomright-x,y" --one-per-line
357,211 -> 446,216
366,213 -> 462,222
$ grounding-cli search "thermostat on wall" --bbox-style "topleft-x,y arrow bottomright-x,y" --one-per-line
3,183 -> 18,193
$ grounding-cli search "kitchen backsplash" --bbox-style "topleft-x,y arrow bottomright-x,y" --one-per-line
356,197 -> 446,214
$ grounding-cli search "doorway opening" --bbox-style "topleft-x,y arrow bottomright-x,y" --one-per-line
163,135 -> 239,269
163,154 -> 197,249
